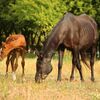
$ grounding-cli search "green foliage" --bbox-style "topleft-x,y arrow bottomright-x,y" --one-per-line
0,0 -> 100,50
33,0 -> 66,32
66,0 -> 97,17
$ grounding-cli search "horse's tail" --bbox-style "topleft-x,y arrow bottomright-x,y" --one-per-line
80,51 -> 91,70
81,58 -> 91,70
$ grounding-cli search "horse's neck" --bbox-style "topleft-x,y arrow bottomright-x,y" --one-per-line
43,33 -> 58,60
42,14 -> 71,60
43,43 -> 56,60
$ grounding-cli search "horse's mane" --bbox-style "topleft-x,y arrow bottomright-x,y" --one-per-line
64,12 -> 75,20
6,35 -> 19,44
42,12 -> 75,54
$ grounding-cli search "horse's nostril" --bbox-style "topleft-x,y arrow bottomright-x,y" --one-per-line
35,77 -> 42,83
35,73 -> 42,83
42,74 -> 47,79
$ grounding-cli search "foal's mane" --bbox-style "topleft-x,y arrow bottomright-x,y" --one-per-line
6,35 -> 18,44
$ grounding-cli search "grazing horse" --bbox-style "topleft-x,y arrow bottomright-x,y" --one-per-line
35,12 -> 98,83
0,34 -> 26,80
5,47 -> 26,81
57,14 -> 98,82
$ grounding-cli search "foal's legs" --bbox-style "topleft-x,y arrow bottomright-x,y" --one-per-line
57,48 -> 65,81
5,53 -> 11,77
14,52 -> 18,71
90,46 -> 96,81
21,50 -> 25,79
11,56 -> 16,81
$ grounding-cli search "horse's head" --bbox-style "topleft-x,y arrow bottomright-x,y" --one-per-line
35,50 -> 52,83
0,42 -> 9,60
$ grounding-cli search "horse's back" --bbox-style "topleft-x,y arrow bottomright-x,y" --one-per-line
0,34 -> 26,59
62,13 -> 98,49
76,15 -> 98,44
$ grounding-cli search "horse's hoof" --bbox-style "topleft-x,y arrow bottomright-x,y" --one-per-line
70,77 -> 74,82
22,77 -> 26,82
57,79 -> 61,82
81,79 -> 84,82
13,77 -> 16,81
91,78 -> 95,82
57,76 -> 62,81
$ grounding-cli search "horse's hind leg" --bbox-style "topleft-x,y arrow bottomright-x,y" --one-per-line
11,56 -> 16,81
70,51 -> 76,81
71,49 -> 84,81
57,48 -> 65,81
21,50 -> 25,80
14,52 -> 18,71
90,46 -> 96,82
5,53 -> 10,77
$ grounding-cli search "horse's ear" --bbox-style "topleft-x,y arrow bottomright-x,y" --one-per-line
39,53 -> 43,58
35,49 -> 44,58
35,49 -> 40,57
2,42 -> 5,46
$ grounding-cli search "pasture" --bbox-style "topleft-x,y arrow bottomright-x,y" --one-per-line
0,53 -> 100,100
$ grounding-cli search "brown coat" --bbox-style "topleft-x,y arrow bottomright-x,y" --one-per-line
0,34 -> 26,59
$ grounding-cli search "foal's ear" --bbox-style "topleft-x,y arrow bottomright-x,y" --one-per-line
2,42 -> 5,46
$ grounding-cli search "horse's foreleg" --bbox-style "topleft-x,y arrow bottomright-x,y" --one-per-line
5,54 -> 10,77
11,56 -> 16,81
21,51 -> 25,80
90,46 -> 96,82
70,52 -> 76,81
57,48 -> 64,81
14,52 -> 18,71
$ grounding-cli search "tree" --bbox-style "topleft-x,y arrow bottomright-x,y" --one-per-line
0,0 -> 100,53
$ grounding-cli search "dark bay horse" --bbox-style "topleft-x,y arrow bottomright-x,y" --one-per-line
35,12 -> 98,83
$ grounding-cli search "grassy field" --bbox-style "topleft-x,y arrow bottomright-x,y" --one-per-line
0,54 -> 100,100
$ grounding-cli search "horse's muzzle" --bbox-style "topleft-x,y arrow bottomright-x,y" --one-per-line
35,73 -> 48,83
35,73 -> 42,83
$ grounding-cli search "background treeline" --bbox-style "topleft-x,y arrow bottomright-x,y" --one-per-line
0,0 -> 100,58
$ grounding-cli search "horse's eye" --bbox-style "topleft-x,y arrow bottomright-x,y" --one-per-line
3,46 -> 6,49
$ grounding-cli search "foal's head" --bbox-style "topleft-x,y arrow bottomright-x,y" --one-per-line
0,42 -> 9,60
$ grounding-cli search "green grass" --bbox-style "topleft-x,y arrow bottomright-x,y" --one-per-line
0,54 -> 99,100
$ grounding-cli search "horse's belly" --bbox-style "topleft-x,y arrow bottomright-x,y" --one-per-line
79,34 -> 94,49
63,35 -> 79,48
